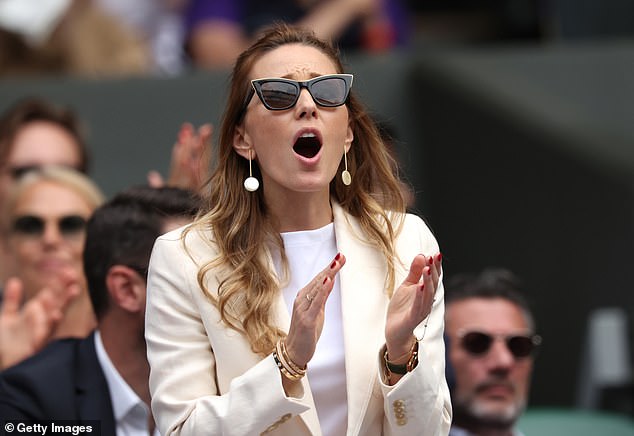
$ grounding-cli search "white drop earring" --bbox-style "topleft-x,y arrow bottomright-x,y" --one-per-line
243,150 -> 259,192
341,144 -> 351,186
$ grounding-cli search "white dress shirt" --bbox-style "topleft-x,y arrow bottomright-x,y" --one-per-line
94,331 -> 160,436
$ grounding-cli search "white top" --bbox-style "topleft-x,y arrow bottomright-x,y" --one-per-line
276,222 -> 348,436
94,331 -> 160,436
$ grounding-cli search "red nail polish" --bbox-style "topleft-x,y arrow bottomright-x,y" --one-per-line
330,261 -> 336,269
335,253 -> 341,260
323,277 -> 328,284
420,282 -> 425,291
436,253 -> 443,262
427,268 -> 431,276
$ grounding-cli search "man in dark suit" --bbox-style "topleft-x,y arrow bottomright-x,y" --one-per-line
0,186 -> 200,435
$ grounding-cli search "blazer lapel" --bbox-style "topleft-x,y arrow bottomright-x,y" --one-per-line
74,333 -> 117,436
333,203 -> 389,434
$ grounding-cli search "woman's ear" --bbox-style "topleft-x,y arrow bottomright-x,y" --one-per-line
233,126 -> 255,160
344,124 -> 354,153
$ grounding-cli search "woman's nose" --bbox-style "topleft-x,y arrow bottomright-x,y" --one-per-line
295,88 -> 318,118
41,222 -> 63,245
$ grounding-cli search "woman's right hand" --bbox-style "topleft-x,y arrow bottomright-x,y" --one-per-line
284,253 -> 346,369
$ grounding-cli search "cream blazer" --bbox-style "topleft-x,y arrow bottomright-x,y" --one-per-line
145,203 -> 452,436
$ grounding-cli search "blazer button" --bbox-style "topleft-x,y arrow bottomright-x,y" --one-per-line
393,399 -> 407,425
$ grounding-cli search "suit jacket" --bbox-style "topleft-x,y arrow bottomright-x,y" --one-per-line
145,202 -> 452,435
0,332 -> 116,436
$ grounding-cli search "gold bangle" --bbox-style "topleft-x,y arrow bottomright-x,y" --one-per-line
274,348 -> 302,380
280,339 -> 306,376
406,342 -> 419,372
387,337 -> 417,363
273,349 -> 300,380
275,339 -> 305,380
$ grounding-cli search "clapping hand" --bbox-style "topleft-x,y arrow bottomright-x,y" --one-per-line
284,253 -> 346,369
148,122 -> 213,193
384,253 -> 442,366
0,270 -> 80,369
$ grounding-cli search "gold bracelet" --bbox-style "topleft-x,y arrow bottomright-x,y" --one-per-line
273,349 -> 301,380
275,339 -> 306,380
406,342 -> 419,372
384,340 -> 419,375
280,339 -> 306,376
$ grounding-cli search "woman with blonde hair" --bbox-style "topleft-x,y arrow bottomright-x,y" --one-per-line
146,23 -> 451,435
1,166 -> 104,369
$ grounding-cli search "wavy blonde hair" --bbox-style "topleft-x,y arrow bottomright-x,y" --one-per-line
186,23 -> 407,356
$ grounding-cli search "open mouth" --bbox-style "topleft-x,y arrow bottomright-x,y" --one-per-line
293,133 -> 322,158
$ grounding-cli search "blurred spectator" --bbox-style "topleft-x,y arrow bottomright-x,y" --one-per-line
0,0 -> 150,77
185,0 -> 411,69
0,167 -> 104,369
0,97 -> 90,209
0,97 -> 90,283
0,97 -> 212,205
0,94 -> 209,304
93,0 -> 190,75
444,268 -> 542,436
0,185 -> 200,434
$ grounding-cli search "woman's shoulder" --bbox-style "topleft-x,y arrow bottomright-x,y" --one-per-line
153,221 -> 218,261
398,212 -> 440,252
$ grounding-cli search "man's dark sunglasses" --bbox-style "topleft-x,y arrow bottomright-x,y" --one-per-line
11,215 -> 87,238
242,74 -> 353,115
459,330 -> 542,359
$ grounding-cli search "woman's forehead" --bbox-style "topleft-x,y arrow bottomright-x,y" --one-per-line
12,181 -> 92,215
249,44 -> 338,80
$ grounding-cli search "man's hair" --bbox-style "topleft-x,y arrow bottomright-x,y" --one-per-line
445,268 -> 535,330
83,186 -> 201,319
0,97 -> 90,172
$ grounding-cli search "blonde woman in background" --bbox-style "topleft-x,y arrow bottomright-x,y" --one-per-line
0,166 -> 104,369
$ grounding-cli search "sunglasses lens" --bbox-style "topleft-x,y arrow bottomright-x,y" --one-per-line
462,332 -> 493,355
507,336 -> 535,358
259,81 -> 299,109
12,216 -> 44,235
311,77 -> 349,106
59,215 -> 87,235
11,215 -> 86,237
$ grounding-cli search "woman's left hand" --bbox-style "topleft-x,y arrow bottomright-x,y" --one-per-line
384,253 -> 442,360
